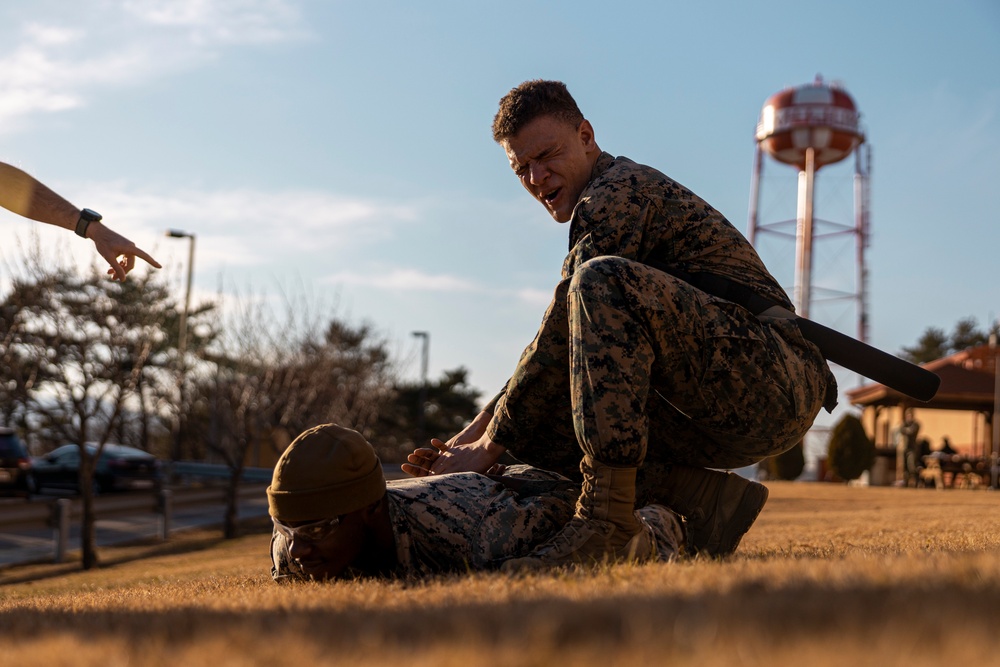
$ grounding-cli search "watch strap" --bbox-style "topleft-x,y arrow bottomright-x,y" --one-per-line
75,208 -> 102,238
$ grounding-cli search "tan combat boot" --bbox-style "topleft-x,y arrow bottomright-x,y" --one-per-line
660,465 -> 768,557
502,455 -> 655,572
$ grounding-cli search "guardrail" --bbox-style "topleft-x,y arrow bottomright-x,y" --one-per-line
0,484 -> 264,529
0,484 -> 268,566
168,461 -> 407,482
0,462 -> 409,568
2,463 -> 407,531
169,461 -> 274,483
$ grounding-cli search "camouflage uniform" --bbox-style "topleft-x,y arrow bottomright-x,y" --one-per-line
485,152 -> 836,505
270,464 -> 685,581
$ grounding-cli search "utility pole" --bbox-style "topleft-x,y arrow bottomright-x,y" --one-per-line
991,327 -> 999,489
412,331 -> 429,445
166,230 -> 196,468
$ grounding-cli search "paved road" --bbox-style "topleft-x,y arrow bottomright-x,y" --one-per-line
0,487 -> 270,568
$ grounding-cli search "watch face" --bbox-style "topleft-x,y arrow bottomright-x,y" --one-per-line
81,208 -> 102,222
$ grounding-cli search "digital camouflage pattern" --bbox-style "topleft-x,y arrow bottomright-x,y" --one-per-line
270,464 -> 686,581
485,152 -> 836,497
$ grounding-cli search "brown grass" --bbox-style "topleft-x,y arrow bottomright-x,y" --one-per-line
3,482 -> 1000,666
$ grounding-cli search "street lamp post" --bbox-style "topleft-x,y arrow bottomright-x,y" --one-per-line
991,327 -> 999,489
412,331 -> 429,445
166,230 -> 196,466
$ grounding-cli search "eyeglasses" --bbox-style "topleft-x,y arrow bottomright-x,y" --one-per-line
272,516 -> 341,543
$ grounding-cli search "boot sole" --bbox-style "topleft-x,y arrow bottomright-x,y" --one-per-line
712,481 -> 769,557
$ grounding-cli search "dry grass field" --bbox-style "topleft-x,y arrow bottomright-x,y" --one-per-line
3,481 -> 1000,666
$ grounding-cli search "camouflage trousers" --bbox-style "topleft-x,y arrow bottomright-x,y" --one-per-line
505,256 -> 832,505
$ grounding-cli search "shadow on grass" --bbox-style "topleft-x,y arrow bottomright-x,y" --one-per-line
1,572 -> 1000,652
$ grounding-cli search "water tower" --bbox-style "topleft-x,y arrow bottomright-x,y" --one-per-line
747,75 -> 871,342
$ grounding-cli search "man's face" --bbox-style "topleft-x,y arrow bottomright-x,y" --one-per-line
502,115 -> 599,223
282,513 -> 365,581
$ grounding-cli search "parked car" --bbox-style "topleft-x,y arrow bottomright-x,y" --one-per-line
33,443 -> 163,494
0,427 -> 36,497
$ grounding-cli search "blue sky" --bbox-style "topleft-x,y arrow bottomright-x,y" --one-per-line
1,0 -> 998,431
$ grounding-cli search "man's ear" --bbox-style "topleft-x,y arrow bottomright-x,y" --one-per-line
578,119 -> 597,152
360,494 -> 387,522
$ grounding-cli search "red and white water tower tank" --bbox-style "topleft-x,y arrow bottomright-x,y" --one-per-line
747,75 -> 870,340
755,76 -> 864,171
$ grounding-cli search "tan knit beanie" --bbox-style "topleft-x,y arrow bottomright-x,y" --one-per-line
267,423 -> 386,522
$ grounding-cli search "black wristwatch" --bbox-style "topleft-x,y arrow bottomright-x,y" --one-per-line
75,208 -> 102,238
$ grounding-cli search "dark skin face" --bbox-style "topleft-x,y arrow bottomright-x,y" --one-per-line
285,497 -> 397,580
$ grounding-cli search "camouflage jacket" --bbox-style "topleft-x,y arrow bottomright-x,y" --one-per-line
485,151 -> 796,450
270,464 -> 685,581
384,466 -> 578,577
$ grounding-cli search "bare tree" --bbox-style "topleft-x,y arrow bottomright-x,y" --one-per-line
1,258 -> 168,568
198,293 -> 291,538
0,274 -> 51,434
193,290 -> 398,538
274,319 -> 398,441
374,367 -> 482,463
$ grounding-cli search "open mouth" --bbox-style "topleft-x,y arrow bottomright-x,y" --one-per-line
542,188 -> 561,203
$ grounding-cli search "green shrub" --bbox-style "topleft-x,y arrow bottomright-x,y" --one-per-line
767,440 -> 805,480
827,414 -> 876,482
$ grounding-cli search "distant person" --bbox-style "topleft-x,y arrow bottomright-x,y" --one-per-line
267,424 -> 686,582
940,437 -> 957,457
406,79 -> 837,570
898,408 -> 921,487
0,160 -> 160,281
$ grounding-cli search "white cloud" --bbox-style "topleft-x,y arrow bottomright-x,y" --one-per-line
324,268 -> 479,293
0,180 -> 423,299
87,182 -> 419,262
321,267 -> 556,308
0,179 -> 555,305
0,176 -> 555,315
23,23 -> 79,46
122,0 -> 304,45
513,287 -> 553,308
0,0 -> 305,130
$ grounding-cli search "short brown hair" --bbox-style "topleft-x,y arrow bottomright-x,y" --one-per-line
492,80 -> 585,143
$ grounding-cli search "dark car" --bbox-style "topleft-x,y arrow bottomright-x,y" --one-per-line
0,427 -> 36,497
33,443 -> 162,494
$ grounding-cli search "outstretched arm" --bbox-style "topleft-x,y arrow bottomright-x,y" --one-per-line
0,161 -> 161,281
